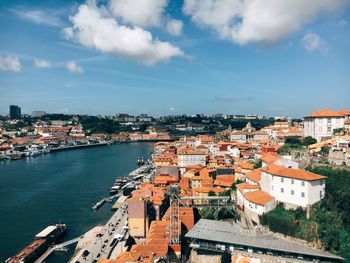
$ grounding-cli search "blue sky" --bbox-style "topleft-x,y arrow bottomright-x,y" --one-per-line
0,0 -> 349,117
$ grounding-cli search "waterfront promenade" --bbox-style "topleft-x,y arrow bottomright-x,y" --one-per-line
0,142 -> 153,263
70,204 -> 129,262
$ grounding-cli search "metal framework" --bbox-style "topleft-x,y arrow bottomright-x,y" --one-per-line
179,196 -> 232,207
169,195 -> 180,244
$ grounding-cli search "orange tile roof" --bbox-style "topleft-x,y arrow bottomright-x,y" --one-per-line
193,187 -> 225,194
261,164 -> 327,181
153,175 -> 179,185
214,175 -> 235,187
261,152 -> 280,164
245,169 -> 261,183
240,162 -> 254,170
338,109 -> 350,115
305,109 -> 344,118
244,190 -> 273,206
177,148 -> 206,155
236,182 -> 260,193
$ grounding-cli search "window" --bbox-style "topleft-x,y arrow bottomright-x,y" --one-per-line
255,204 -> 257,209
291,179 -> 294,184
327,118 -> 331,124
281,178 -> 284,183
301,181 -> 305,186
301,192 -> 305,198
281,188 -> 284,193
328,127 -> 331,133
320,191 -> 323,198
291,190 -> 294,195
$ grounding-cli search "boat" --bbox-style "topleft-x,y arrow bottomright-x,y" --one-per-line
109,185 -> 120,196
10,154 -> 23,160
7,224 -> 66,263
136,157 -> 145,165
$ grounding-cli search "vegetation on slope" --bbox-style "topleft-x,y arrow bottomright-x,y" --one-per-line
261,166 -> 350,261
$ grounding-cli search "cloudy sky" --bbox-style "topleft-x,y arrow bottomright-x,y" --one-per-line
0,0 -> 349,117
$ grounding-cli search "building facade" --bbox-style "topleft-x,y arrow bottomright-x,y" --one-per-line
303,109 -> 345,142
9,105 -> 21,119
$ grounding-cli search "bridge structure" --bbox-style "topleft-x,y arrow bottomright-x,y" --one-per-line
179,196 -> 234,208
34,236 -> 82,263
53,236 -> 82,250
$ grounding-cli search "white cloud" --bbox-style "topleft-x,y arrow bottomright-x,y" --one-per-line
183,0 -> 348,45
34,59 -> 52,68
301,33 -> 328,54
167,19 -> 183,36
109,0 -> 167,27
109,0 -> 184,37
0,55 -> 22,72
63,2 -> 184,65
10,7 -> 62,27
66,61 -> 84,74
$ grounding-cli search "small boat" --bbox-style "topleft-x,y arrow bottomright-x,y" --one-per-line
109,186 -> 120,196
136,157 -> 145,166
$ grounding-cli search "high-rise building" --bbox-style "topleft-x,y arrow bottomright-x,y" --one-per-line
9,105 -> 21,119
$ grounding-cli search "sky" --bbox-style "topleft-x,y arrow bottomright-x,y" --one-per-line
0,0 -> 349,118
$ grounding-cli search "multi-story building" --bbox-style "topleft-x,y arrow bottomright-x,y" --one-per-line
260,164 -> 326,209
177,148 -> 206,174
303,109 -> 345,142
9,105 -> 21,119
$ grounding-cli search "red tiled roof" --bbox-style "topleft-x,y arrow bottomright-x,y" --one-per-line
245,169 -> 261,184
261,152 -> 280,164
338,109 -> 350,115
244,190 -> 273,206
236,182 -> 260,193
261,164 -> 327,181
305,109 -> 344,118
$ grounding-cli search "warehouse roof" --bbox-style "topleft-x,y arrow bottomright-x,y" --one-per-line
186,219 -> 343,261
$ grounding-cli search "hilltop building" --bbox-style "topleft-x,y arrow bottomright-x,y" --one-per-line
303,109 -> 346,142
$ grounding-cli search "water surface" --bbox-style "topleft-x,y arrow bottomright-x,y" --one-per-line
0,142 -> 153,262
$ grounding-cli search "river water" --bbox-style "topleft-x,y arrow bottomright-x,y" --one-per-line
0,142 -> 153,262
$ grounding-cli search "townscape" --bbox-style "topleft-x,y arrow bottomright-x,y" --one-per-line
4,106 -> 350,263
1,1 -> 350,263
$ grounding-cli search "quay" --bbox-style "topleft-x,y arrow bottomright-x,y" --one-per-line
34,236 -> 82,263
50,142 -> 109,152
92,198 -> 107,210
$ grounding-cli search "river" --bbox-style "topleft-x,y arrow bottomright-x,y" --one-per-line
0,142 -> 153,262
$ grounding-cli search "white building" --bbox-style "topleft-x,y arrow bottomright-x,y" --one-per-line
177,148 -> 206,174
236,182 -> 274,223
237,163 -> 327,222
303,109 -> 345,142
260,164 -> 326,208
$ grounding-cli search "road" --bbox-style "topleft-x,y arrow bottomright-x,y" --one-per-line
74,204 -> 129,262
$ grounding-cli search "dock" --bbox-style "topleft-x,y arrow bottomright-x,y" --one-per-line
112,195 -> 128,210
34,236 -> 82,263
92,198 -> 107,210
50,142 -> 108,152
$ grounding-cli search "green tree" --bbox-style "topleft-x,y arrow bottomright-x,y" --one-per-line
302,136 -> 317,146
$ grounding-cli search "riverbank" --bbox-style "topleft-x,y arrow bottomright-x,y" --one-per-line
0,142 -> 153,262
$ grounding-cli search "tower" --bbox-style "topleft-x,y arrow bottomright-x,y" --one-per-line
168,185 -> 180,244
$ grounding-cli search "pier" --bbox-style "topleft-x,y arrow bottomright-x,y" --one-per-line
34,236 -> 82,263
92,198 -> 107,210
